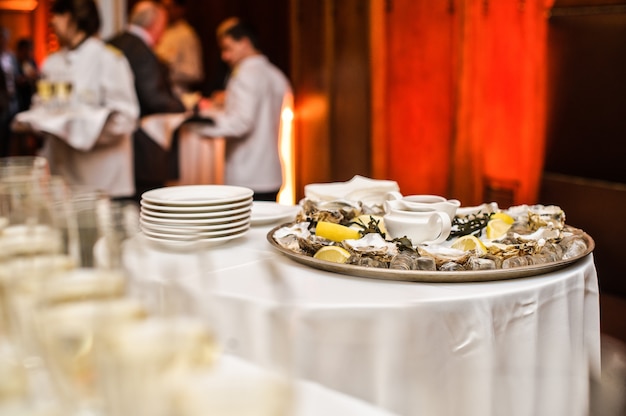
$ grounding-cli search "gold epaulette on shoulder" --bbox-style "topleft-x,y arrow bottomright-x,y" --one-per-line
105,44 -> 123,57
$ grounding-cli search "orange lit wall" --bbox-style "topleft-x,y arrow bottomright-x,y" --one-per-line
374,0 -> 554,206
0,0 -> 51,64
382,1 -> 457,197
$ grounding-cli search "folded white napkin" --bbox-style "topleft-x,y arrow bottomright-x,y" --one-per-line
140,112 -> 188,150
15,106 -> 110,151
304,175 -> 399,206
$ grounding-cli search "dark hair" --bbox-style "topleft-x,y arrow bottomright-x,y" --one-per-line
221,20 -> 261,51
50,0 -> 101,37
16,38 -> 33,51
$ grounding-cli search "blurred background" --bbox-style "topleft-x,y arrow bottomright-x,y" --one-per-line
0,0 -> 624,345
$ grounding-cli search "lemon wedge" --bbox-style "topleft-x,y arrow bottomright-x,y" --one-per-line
315,221 -> 361,242
491,212 -> 514,225
486,218 -> 512,240
451,235 -> 487,254
313,246 -> 351,263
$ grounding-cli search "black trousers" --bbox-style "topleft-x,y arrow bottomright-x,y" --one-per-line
253,190 -> 279,202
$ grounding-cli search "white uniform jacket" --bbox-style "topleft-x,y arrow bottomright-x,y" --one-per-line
197,55 -> 290,193
40,37 -> 139,198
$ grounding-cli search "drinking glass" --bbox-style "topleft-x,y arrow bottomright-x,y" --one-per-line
0,156 -> 50,183
35,77 -> 53,110
47,72 -> 73,112
92,236 -> 220,416
30,198 -> 141,416
0,176 -> 77,353
95,315 -> 217,416
0,156 -> 50,342
0,175 -> 79,414
35,295 -> 147,415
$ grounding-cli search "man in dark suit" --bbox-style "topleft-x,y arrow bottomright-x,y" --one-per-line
108,1 -> 185,201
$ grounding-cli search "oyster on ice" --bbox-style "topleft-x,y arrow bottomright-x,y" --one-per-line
342,233 -> 398,263
273,222 -> 312,254
298,235 -> 334,255
417,245 -> 471,268
296,198 -> 363,224
527,205 -> 566,230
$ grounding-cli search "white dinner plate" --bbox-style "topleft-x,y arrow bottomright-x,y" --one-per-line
140,218 -> 250,234
143,230 -> 249,249
141,223 -> 250,240
141,185 -> 253,206
139,205 -> 251,220
140,197 -> 253,213
250,202 -> 300,226
140,210 -> 250,226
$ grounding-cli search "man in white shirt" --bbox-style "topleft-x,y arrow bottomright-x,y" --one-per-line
196,19 -> 291,201
36,0 -> 139,198
155,0 -> 203,97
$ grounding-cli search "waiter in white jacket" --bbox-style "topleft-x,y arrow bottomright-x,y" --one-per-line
196,18 -> 290,202
32,0 -> 139,199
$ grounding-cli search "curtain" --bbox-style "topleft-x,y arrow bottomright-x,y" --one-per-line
97,0 -> 128,40
383,1 -> 457,196
451,0 -> 556,206
380,0 -> 555,206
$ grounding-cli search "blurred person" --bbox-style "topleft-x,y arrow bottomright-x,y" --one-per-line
195,18 -> 291,201
14,38 -> 41,155
0,27 -> 19,157
32,0 -> 139,198
155,0 -> 203,97
15,38 -> 39,113
108,0 -> 185,201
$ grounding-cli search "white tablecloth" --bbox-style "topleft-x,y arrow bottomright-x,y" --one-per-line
139,114 -> 225,186
195,355 -> 398,416
125,224 -> 600,416
176,125 -> 224,185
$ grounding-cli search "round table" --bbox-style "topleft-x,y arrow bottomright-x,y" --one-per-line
125,222 -> 600,416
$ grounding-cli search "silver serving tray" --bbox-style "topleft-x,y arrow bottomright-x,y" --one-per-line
266,224 -> 595,283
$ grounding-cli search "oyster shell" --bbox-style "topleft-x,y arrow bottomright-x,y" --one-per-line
273,222 -> 312,253
298,235 -> 333,255
273,222 -> 311,239
296,198 -> 362,224
527,205 -> 565,230
456,202 -> 499,217
418,245 -> 470,267
514,227 -> 561,242
342,233 -> 398,262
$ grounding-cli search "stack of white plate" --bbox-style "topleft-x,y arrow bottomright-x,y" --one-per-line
140,185 -> 254,246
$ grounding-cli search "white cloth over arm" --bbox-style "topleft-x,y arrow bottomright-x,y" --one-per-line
194,55 -> 290,193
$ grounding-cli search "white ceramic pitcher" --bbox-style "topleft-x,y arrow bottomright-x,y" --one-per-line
385,192 -> 460,220
383,200 -> 452,245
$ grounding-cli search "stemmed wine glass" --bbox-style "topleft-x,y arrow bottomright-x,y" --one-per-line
0,156 -> 50,181
0,174 -> 79,414
30,196 -> 144,416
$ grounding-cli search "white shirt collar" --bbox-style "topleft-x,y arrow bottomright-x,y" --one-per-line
128,24 -> 155,47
